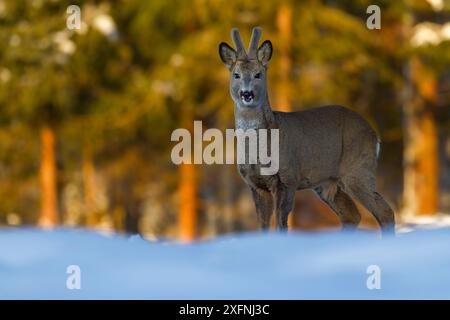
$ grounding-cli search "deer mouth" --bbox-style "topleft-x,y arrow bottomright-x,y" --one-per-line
240,91 -> 254,104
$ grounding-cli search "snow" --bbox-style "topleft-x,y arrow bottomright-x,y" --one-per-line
398,213 -> 450,233
0,227 -> 449,299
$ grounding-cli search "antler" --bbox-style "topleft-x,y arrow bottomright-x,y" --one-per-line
247,27 -> 262,59
230,27 -> 262,60
231,28 -> 247,59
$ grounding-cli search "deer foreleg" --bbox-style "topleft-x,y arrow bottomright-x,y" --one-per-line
251,187 -> 274,230
275,186 -> 295,231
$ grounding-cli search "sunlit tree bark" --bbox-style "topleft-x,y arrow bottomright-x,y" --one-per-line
276,1 -> 296,229
38,124 -> 58,227
82,142 -> 98,226
276,1 -> 293,113
179,162 -> 197,241
178,105 -> 198,241
402,56 -> 439,217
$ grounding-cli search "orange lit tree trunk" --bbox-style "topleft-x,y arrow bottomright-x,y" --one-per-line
176,15 -> 200,242
82,142 -> 98,227
38,124 -> 58,227
276,1 -> 293,113
276,1 -> 297,229
178,109 -> 198,242
402,56 -> 439,217
179,162 -> 197,241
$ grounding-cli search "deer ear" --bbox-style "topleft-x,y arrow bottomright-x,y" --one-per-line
257,40 -> 272,67
219,42 -> 237,70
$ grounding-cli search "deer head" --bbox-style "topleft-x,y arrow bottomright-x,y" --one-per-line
219,27 -> 273,108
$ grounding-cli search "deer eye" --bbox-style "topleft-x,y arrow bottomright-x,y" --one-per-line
254,73 -> 261,79
233,73 -> 241,79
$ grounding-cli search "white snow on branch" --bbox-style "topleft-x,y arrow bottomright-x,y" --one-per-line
93,14 -> 118,40
426,0 -> 445,11
411,22 -> 450,47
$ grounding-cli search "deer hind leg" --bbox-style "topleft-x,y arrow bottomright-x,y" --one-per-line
251,187 -> 274,230
315,182 -> 361,230
274,186 -> 296,231
344,177 -> 396,235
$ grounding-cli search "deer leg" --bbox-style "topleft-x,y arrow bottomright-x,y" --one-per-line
346,183 -> 395,235
275,187 -> 295,231
251,187 -> 274,230
315,186 -> 361,230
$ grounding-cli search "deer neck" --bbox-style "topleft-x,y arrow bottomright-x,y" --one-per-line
234,94 -> 275,130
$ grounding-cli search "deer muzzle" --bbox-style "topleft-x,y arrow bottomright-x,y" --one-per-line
240,90 -> 254,103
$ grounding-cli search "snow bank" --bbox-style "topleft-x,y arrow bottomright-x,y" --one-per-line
0,227 -> 449,299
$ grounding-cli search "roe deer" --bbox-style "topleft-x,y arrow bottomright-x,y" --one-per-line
218,27 -> 395,235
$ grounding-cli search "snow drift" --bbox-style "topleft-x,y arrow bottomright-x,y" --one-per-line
0,228 -> 449,299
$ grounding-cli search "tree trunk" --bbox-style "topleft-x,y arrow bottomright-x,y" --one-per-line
276,1 -> 293,113
82,142 -> 98,227
38,124 -> 58,227
417,111 -> 438,215
179,162 -> 197,241
276,1 -> 298,229
402,56 -> 439,217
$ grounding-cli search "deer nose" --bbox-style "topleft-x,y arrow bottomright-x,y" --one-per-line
240,90 -> 254,102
